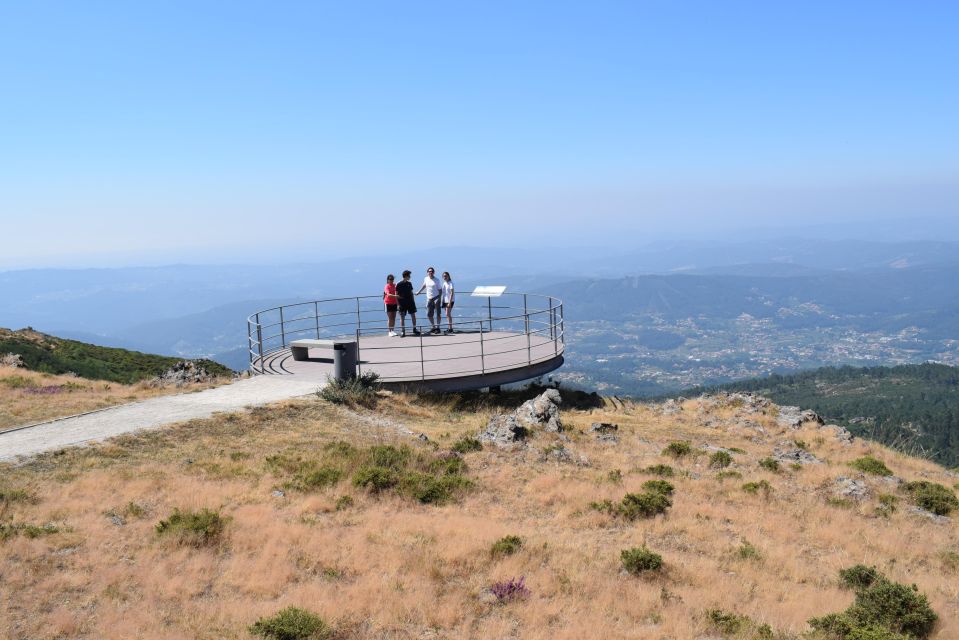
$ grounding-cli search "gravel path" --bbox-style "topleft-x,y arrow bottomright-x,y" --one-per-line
0,377 -> 323,462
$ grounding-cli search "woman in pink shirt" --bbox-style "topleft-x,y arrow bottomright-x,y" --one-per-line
383,274 -> 399,337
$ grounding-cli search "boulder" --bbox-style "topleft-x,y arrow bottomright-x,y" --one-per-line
661,399 -> 682,415
516,388 -> 563,432
907,506 -> 952,524
590,422 -> 618,434
477,414 -> 529,448
1,353 -> 24,368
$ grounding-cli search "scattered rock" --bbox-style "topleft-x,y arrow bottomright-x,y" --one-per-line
416,433 -> 430,442
774,447 -> 822,465
596,433 -> 619,445
834,477 -> 869,501
776,406 -> 824,429
516,389 -> 563,432
541,444 -> 589,466
109,514 -> 125,527
149,360 -> 218,387
271,489 -> 286,498
0,353 -> 24,368
823,424 -> 854,445
590,422 -> 618,434
477,589 -> 498,605
908,506 -> 951,524
661,399 -> 682,415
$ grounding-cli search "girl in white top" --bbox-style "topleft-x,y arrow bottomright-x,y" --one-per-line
441,272 -> 455,334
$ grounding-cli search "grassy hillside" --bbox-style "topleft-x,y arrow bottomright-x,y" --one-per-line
2,387 -> 957,638
0,328 -> 233,384
683,364 -> 959,467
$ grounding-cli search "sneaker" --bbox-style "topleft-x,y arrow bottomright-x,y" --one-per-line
431,327 -> 441,335
388,331 -> 396,337
400,331 -> 406,338
444,329 -> 452,335
412,328 -> 421,336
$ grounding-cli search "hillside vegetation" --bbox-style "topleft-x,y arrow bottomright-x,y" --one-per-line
686,364 -> 959,467
0,328 -> 232,384
1,386 -> 957,638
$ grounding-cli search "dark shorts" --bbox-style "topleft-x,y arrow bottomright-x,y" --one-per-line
398,299 -> 416,315
427,295 -> 441,316
442,301 -> 454,309
385,304 -> 397,313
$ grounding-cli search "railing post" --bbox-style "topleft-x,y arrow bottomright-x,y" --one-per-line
559,303 -> 565,347
479,320 -> 485,374
356,298 -> 362,332
525,295 -> 531,365
247,320 -> 253,371
552,305 -> 558,355
419,333 -> 426,381
279,306 -> 286,348
356,329 -> 362,376
488,298 -> 493,332
256,313 -> 265,374
315,301 -> 321,339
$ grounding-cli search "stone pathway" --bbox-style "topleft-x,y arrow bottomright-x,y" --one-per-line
0,377 -> 322,462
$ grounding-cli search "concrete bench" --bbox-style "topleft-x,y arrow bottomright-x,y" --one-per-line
289,339 -> 358,380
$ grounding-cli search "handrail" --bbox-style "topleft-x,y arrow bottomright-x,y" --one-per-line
246,291 -> 563,379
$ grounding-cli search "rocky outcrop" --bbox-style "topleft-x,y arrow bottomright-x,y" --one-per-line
834,477 -> 869,500
590,422 -> 619,444
774,447 -> 823,465
776,406 -> 825,429
478,389 -> 563,447
149,360 -> 219,387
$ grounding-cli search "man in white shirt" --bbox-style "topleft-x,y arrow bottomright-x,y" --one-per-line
416,266 -> 443,334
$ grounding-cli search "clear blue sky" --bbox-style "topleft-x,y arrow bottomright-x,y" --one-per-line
1,1 -> 957,267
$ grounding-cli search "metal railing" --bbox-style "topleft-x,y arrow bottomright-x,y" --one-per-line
246,292 -> 564,382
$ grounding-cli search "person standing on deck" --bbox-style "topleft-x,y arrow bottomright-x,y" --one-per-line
441,271 -> 455,334
395,270 -> 419,337
416,266 -> 443,334
383,274 -> 398,337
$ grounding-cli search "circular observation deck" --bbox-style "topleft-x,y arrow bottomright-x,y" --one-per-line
246,292 -> 564,392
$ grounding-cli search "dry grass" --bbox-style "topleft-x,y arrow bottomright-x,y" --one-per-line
1,392 -> 957,639
0,366 -> 225,431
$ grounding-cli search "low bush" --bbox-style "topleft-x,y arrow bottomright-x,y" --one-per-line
875,494 -> 899,517
249,606 -> 332,640
451,436 -> 483,454
641,479 -> 674,496
293,467 -> 343,491
709,450 -> 732,469
737,540 -> 761,561
850,456 -> 893,477
352,466 -> 399,493
742,480 -> 772,496
716,470 -> 742,481
491,535 -> 523,558
662,441 -> 692,458
808,566 -> 937,639
155,508 -> 225,547
607,469 -> 623,483
619,491 -> 672,520
399,471 -> 470,504
643,464 -> 675,477
318,372 -> 380,409
903,481 -> 959,516
0,487 -> 34,504
706,609 -> 749,635
621,546 -> 662,574
0,522 -> 60,541
758,457 -> 781,473
334,495 -> 354,510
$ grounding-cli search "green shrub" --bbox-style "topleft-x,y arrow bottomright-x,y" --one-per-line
155,508 -> 225,547
352,466 -> 399,493
0,487 -> 34,503
641,479 -> 674,496
588,499 -> 615,514
809,566 -> 937,639
793,439 -> 809,450
334,495 -> 354,511
369,444 -> 411,469
318,372 -> 380,408
294,467 -> 343,491
840,565 -> 882,590
249,606 -> 332,640
737,540 -> 761,561
0,522 -> 60,541
619,491 -> 672,520
662,441 -> 692,458
850,456 -> 893,476
621,546 -> 663,575
643,464 -> 675,477
716,470 -> 742,481
451,436 -> 483,454
876,494 -> 899,517
742,480 -> 772,496
399,472 -> 470,504
0,375 -> 38,389
491,535 -> 523,558
758,457 -> 781,473
709,450 -> 732,469
903,481 -> 959,516
606,469 -> 623,483
706,609 -> 749,635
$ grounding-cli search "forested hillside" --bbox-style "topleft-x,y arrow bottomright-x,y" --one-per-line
686,363 -> 959,466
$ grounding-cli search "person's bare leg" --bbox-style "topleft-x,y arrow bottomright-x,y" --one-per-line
446,306 -> 453,331
387,310 -> 396,333
399,312 -> 406,336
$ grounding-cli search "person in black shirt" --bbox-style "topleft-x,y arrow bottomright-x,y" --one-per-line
395,270 -> 420,337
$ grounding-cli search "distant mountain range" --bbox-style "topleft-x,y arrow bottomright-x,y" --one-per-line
2,238 -> 958,375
